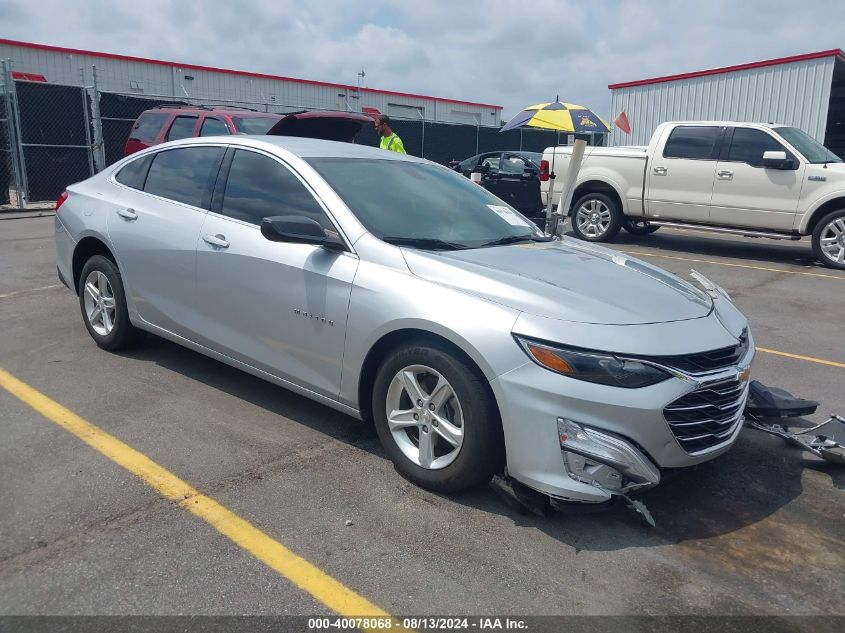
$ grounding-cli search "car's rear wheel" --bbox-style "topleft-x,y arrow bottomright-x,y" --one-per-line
570,192 -> 622,242
623,219 -> 660,236
372,342 -> 503,492
78,255 -> 145,350
812,209 -> 845,270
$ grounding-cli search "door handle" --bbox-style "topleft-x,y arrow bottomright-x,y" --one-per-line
202,234 -> 229,248
116,208 -> 138,221
716,170 -> 734,180
653,166 -> 667,176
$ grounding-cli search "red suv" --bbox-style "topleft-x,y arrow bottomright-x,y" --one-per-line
124,105 -> 373,156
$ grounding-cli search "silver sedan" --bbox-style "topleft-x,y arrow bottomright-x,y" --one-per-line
55,135 -> 754,507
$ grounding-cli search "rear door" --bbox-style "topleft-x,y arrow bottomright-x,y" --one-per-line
107,145 -> 224,338
199,116 -> 231,137
709,127 -> 804,230
193,148 -> 358,398
645,125 -> 723,222
497,153 -> 542,216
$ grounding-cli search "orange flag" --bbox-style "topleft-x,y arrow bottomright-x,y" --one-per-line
613,111 -> 631,135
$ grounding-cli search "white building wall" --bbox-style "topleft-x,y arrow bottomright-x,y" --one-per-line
0,42 -> 500,125
609,56 -> 835,146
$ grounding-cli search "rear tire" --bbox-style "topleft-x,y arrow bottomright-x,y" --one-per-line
623,219 -> 660,236
811,209 -> 845,270
570,192 -> 622,242
78,255 -> 145,351
371,342 -> 504,493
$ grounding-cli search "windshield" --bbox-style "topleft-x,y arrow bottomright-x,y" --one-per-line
775,127 -> 842,164
232,116 -> 282,135
307,158 -> 545,248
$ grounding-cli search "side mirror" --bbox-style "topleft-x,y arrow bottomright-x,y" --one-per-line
762,150 -> 796,170
260,215 -> 344,250
478,163 -> 491,175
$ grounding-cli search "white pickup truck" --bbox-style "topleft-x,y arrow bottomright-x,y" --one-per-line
540,121 -> 845,269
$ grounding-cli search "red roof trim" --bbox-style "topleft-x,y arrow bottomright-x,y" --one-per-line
608,49 -> 845,90
0,38 -> 502,110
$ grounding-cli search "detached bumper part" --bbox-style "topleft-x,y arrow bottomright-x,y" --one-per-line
557,418 -> 660,491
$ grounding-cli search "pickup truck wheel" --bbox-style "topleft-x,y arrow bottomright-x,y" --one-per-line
812,209 -> 845,270
571,193 -> 622,242
623,219 -> 660,236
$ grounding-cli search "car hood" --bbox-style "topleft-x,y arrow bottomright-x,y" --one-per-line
402,238 -> 714,325
266,110 -> 373,142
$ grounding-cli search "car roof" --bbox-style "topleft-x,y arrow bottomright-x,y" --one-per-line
156,134 -> 427,162
149,106 -> 280,117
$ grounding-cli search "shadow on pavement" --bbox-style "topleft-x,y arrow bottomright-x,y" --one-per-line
121,335 -> 841,555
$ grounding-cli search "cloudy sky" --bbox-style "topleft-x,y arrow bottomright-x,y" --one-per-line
1,0 -> 843,119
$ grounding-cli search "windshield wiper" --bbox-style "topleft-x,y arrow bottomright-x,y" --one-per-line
479,234 -> 554,248
381,236 -> 469,250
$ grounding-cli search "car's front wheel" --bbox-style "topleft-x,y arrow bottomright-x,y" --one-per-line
812,209 -> 845,270
372,342 -> 503,492
570,192 -> 622,242
78,255 -> 145,350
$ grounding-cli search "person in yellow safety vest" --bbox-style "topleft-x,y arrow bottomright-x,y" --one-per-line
375,115 -> 406,154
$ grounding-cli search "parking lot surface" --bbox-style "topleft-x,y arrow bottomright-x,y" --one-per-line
1,216 -> 843,619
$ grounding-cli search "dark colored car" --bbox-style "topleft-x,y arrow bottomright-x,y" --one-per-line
451,151 -> 544,220
124,105 -> 373,157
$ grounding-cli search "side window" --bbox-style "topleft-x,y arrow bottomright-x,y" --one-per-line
727,128 -> 788,167
480,154 -> 501,170
220,150 -> 333,229
114,155 -> 152,190
143,147 -> 222,208
501,155 -> 528,174
166,116 -> 198,141
200,117 -> 230,137
663,126 -> 721,160
130,113 -> 168,143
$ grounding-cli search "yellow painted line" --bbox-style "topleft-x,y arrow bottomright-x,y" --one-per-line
0,368 -> 403,630
617,249 -> 844,281
757,347 -> 845,369
0,284 -> 63,299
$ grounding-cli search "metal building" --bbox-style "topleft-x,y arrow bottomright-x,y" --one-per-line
608,49 -> 845,156
0,38 -> 502,126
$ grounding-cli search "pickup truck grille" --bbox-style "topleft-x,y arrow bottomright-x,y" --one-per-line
664,378 -> 748,454
647,330 -> 749,374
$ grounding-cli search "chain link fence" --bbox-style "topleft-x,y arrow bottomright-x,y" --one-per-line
1,60 -> 604,208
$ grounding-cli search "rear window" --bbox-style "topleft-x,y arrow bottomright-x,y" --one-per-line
143,147 -> 222,208
166,116 -> 199,141
130,113 -> 169,143
114,155 -> 152,190
200,117 -> 230,136
232,117 -> 281,134
663,126 -> 721,160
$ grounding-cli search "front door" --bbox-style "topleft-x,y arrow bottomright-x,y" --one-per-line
646,125 -> 723,223
709,127 -> 804,230
193,148 -> 358,398
494,153 -> 543,216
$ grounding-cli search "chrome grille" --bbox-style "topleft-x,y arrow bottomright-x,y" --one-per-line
664,378 -> 747,453
646,330 -> 749,374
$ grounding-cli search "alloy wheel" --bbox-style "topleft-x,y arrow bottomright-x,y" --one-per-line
83,270 -> 117,336
384,364 -> 464,470
575,199 -> 612,238
819,216 -> 845,264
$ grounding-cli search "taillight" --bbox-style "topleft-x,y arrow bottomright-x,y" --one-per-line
56,191 -> 68,212
539,160 -> 550,182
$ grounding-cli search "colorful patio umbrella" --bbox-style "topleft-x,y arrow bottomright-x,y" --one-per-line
500,100 -> 610,134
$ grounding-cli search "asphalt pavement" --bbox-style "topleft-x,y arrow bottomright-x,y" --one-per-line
1,216 -> 843,622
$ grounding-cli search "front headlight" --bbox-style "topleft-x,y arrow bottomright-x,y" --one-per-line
514,336 -> 671,388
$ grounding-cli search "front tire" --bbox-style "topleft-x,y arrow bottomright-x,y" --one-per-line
570,192 -> 622,242
372,342 -> 504,492
78,255 -> 145,350
812,209 -> 845,270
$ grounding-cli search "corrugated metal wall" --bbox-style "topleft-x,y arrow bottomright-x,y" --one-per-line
0,42 -> 501,125
609,56 -> 835,146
